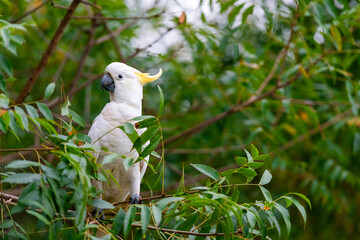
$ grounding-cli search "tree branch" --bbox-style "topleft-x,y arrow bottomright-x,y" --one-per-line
125,27 -> 175,62
68,18 -> 98,90
94,20 -> 138,45
80,0 -> 101,10
11,1 -> 50,23
101,17 -> 123,60
165,145 -> 246,155
50,2 -> 69,10
131,224 -> 242,236
162,53 -> 327,148
72,12 -> 163,21
270,93 -> 344,106
0,147 -> 55,153
48,73 -> 102,108
278,109 -> 353,151
15,0 -> 81,104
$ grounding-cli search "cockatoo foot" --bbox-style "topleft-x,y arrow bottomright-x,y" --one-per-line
130,193 -> 142,204
92,207 -> 105,221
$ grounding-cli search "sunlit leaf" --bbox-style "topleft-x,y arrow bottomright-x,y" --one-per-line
259,170 -> 272,185
44,83 -> 55,99
191,163 -> 220,180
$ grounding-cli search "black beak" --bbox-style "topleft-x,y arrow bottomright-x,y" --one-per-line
101,74 -> 115,93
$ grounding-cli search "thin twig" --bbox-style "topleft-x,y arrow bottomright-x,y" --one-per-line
162,52 -> 328,148
125,27 -> 175,62
253,49 -> 285,97
271,94 -> 344,106
73,12 -> 163,21
278,109 -> 353,151
165,145 -> 246,155
102,18 -> 123,60
11,1 -> 50,23
50,2 -> 69,10
68,18 -> 98,90
15,0 -> 82,104
48,73 -> 102,108
112,191 -> 199,206
94,20 -> 138,45
80,0 -> 101,9
51,32 -> 81,83
131,224 -> 242,236
0,147 -> 55,153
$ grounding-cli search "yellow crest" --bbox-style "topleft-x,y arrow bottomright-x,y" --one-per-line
134,69 -> 162,85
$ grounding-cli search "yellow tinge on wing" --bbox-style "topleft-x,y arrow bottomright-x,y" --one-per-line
135,68 -> 162,85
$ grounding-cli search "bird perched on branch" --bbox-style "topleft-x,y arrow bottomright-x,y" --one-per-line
88,62 -> 162,208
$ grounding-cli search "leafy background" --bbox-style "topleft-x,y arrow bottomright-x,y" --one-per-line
1,0 -> 360,239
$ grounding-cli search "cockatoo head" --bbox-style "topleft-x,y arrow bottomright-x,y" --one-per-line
101,62 -> 162,103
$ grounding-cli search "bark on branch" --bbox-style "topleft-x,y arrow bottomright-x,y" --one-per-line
15,0 -> 81,104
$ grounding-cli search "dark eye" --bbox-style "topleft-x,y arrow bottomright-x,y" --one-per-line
118,74 -> 123,79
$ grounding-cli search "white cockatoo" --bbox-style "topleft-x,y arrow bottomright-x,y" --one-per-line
88,62 -> 162,208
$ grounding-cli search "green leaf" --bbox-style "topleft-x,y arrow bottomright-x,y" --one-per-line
122,157 -> 133,171
8,110 -> 18,136
286,196 -> 307,225
235,156 -> 247,165
124,205 -> 136,237
330,25 -> 342,51
36,102 -> 53,121
44,82 -> 55,99
265,211 -> 281,237
124,122 -> 134,134
247,162 -> 264,169
250,144 -> 259,157
325,0 -> 337,18
61,100 -> 70,116
26,210 -> 50,225
112,208 -> 125,234
191,163 -> 220,180
37,119 -> 56,134
242,5 -> 254,23
141,135 -> 161,158
156,197 -> 184,209
23,200 -> 54,219
92,199 -> 115,209
135,117 -> 157,128
6,160 -> 40,169
0,54 -> 12,76
260,186 -> 272,201
177,213 -> 198,231
25,104 -> 39,119
151,205 -> 162,226
14,106 -> 29,131
0,28 -> 10,48
139,205 -> 151,234
0,93 -> 9,108
69,109 -> 85,127
0,73 -> 6,92
274,203 -> 291,237
259,170 -> 272,185
238,168 -> 257,178
244,149 -> 253,162
0,220 -> 13,229
101,154 -> 119,166
253,153 -> 271,161
119,125 -> 139,144
289,192 -> 312,209
228,4 -> 244,23
139,126 -> 159,144
131,115 -> 155,121
157,85 -> 164,116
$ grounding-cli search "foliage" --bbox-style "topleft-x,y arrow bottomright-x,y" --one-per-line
1,0 -> 360,239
